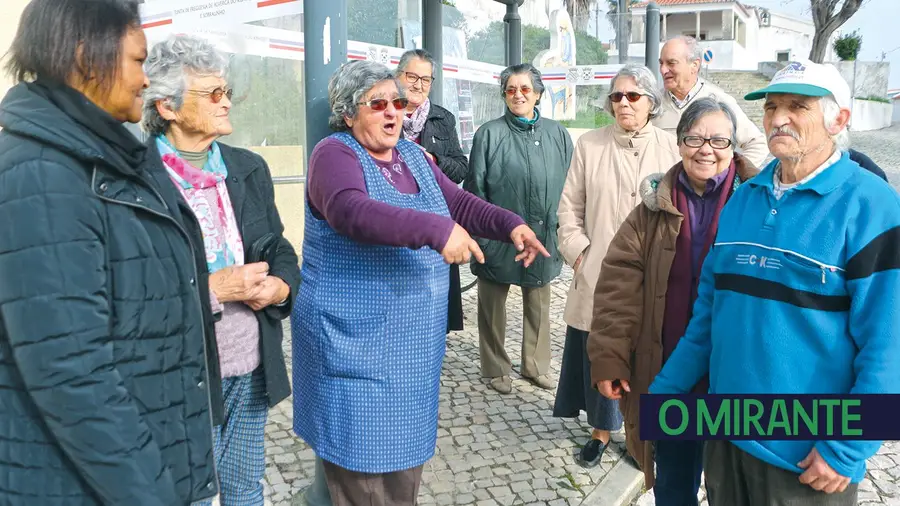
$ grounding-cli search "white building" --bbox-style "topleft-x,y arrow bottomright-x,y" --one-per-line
616,0 -> 836,70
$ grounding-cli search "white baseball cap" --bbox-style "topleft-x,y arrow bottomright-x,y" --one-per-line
744,60 -> 851,110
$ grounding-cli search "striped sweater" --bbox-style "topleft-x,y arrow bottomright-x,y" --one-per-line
650,151 -> 900,483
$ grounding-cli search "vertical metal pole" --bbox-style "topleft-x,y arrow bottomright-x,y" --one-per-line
298,7 -> 344,504
422,0 -> 443,106
645,2 -> 660,82
504,1 -> 523,66
617,0 -> 627,63
303,0 -> 348,159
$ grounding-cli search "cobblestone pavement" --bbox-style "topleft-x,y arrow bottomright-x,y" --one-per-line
633,124 -> 900,506
851,123 -> 900,189
260,266 -> 630,506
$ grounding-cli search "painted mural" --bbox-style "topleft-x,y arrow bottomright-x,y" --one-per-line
534,9 -> 577,121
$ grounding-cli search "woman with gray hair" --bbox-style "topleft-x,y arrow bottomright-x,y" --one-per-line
395,48 -> 470,334
142,34 -> 300,506
553,63 -> 679,467
587,96 -> 758,504
291,59 -> 549,504
463,63 -> 574,396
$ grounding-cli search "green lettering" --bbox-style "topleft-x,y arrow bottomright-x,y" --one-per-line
841,399 -> 863,436
793,399 -> 818,435
660,400 -> 689,435
820,399 -> 840,436
767,399 -> 792,436
734,396 -> 741,435
743,399 -> 766,436
698,399 -> 729,436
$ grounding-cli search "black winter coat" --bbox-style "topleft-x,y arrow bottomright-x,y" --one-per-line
417,103 -> 470,184
203,144 -> 300,418
0,80 -> 217,505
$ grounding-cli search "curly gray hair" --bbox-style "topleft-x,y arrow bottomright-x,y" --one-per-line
328,60 -> 403,132
605,64 -> 663,119
141,34 -> 229,136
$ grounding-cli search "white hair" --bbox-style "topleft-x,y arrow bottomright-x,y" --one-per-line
605,64 -> 664,119
666,35 -> 702,62
820,95 -> 850,151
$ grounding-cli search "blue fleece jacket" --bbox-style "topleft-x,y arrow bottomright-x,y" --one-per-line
650,151 -> 900,483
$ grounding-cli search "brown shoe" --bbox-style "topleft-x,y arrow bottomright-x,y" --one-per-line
525,374 -> 555,390
488,375 -> 512,394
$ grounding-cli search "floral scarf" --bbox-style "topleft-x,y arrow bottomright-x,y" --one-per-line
402,98 -> 430,142
156,135 -> 244,274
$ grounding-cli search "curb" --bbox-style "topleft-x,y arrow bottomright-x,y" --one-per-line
580,458 -> 644,506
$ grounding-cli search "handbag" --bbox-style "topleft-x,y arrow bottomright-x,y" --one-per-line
245,232 -> 279,267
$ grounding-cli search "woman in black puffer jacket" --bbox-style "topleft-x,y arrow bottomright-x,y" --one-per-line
0,1 -> 218,504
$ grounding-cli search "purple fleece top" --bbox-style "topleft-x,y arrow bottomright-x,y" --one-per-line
677,168 -> 730,274
307,138 -> 524,249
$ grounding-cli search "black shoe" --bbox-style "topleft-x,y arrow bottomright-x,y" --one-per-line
576,438 -> 607,468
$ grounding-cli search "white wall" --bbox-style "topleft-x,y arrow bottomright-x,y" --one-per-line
893,100 -> 900,124
850,99 -> 892,131
756,13 -> 835,63
0,0 -> 30,101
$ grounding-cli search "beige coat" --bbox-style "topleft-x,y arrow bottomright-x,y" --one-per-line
652,78 -> 770,169
557,121 -> 679,331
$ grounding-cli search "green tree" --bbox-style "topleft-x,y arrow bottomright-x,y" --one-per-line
833,30 -> 862,61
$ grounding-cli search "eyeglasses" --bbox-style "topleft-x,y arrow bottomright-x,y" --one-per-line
186,87 -> 233,104
357,97 -> 409,111
608,91 -> 647,103
401,71 -> 434,86
504,86 -> 532,96
682,136 -> 733,149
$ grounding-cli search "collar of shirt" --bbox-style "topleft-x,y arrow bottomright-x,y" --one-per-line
669,79 -> 704,109
772,149 -> 841,199
678,164 -> 731,198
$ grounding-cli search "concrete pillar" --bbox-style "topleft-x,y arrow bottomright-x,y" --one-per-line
645,2 -> 661,83
422,0 -> 443,106
662,14 -> 667,41
0,0 -> 30,101
695,11 -> 701,40
303,0 -> 348,158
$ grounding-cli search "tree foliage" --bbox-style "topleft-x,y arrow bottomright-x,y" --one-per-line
466,21 -> 609,67
833,30 -> 862,61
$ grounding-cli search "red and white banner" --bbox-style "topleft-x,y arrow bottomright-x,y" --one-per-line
140,0 -> 302,35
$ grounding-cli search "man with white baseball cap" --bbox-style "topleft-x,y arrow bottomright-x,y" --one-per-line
648,59 -> 900,505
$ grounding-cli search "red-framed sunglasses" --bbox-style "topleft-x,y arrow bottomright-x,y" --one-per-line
609,91 -> 648,103
357,98 -> 409,111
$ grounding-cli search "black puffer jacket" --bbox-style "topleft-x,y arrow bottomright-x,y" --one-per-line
0,81 -> 217,505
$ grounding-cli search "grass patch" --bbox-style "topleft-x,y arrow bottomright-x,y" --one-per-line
560,112 -> 616,129
856,95 -> 891,104
562,472 -> 587,496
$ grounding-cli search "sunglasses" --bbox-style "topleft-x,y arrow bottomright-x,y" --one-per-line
504,86 -> 532,96
682,136 -> 733,149
609,91 -> 647,103
186,87 -> 234,104
358,97 -> 409,111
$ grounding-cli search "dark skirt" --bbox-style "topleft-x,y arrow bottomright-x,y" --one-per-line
552,326 -> 623,431
447,263 -> 464,333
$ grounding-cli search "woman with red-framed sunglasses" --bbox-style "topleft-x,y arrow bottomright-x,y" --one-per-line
292,59 -> 549,504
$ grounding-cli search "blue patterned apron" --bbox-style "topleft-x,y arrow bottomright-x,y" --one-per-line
291,133 -> 450,473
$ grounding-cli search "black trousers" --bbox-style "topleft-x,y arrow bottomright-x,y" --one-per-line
704,440 -> 858,506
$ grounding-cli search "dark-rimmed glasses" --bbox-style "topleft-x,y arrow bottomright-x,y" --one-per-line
608,91 -> 647,103
401,71 -> 434,86
682,136 -> 733,149
186,87 -> 233,104
357,98 -> 409,111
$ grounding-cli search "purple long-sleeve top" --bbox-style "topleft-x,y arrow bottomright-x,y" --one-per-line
307,137 -> 525,250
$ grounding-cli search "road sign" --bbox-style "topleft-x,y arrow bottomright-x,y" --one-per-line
703,49 -> 714,63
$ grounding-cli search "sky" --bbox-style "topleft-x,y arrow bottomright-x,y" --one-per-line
584,0 -> 899,90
